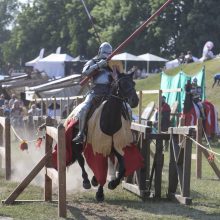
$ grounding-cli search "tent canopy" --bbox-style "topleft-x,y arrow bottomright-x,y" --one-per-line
25,56 -> 41,67
25,48 -> 45,67
137,53 -> 168,73
37,53 -> 74,62
111,52 -> 143,61
111,52 -> 143,71
138,53 -> 168,62
34,53 -> 75,78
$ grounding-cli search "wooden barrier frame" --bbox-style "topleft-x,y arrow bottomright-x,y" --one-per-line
0,116 -> 11,180
137,88 -> 182,133
122,122 -> 170,200
167,126 -> 195,205
2,117 -> 66,218
33,96 -> 84,119
195,118 -> 220,179
122,122 -> 152,198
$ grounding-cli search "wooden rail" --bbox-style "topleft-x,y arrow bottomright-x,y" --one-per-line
2,117 -> 66,218
137,88 -> 182,133
0,116 -> 11,180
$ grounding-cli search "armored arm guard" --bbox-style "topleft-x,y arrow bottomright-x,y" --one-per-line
82,60 -> 98,77
82,59 -> 107,77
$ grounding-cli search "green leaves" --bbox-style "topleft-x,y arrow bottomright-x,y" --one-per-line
1,0 -> 220,69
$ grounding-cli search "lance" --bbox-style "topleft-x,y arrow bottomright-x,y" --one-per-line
80,0 -> 173,86
80,0 -> 101,44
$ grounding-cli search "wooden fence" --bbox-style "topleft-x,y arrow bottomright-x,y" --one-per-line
2,117 -> 67,218
0,116 -> 11,180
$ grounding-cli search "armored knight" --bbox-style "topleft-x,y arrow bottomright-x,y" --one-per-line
191,78 -> 206,119
72,42 -> 114,143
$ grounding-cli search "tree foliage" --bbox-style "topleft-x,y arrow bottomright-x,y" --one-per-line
0,0 -> 220,68
0,0 -> 19,68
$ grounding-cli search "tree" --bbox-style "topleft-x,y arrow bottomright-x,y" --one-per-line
91,0 -> 151,54
0,0 -> 19,70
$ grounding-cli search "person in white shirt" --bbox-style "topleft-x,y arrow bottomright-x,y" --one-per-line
200,41 -> 215,62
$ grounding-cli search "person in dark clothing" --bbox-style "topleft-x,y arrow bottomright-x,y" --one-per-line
161,96 -> 171,132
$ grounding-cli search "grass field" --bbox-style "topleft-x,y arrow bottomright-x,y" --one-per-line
1,144 -> 220,220
1,58 -> 220,219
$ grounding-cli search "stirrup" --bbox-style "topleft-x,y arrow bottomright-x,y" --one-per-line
72,132 -> 84,143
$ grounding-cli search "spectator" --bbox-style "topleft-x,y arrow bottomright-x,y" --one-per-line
47,102 -> 61,118
160,96 -> 171,132
212,73 -> 220,88
154,96 -> 171,132
0,94 -> 5,107
178,52 -> 185,64
9,94 -> 17,108
185,51 -> 194,64
2,100 -> 11,118
200,41 -> 215,62
28,104 -> 41,116
62,105 -> 68,119
10,100 -> 24,127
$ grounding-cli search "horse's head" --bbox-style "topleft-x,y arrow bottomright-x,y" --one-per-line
117,72 -> 139,108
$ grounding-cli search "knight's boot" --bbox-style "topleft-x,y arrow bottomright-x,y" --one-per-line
72,111 -> 88,143
72,131 -> 84,143
200,106 -> 206,120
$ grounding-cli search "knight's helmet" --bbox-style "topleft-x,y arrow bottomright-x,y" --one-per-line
192,77 -> 198,84
97,42 -> 112,59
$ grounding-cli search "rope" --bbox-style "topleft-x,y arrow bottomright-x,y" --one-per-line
10,125 -> 44,143
185,134 -> 220,157
202,125 -> 214,153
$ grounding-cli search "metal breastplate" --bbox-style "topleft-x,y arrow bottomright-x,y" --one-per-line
92,68 -> 111,85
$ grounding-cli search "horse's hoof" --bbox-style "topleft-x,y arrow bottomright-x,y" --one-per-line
96,191 -> 104,202
108,179 -> 120,190
91,176 -> 98,187
83,179 -> 91,189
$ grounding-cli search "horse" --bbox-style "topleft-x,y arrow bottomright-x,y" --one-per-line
52,71 -> 143,202
183,91 -> 219,138
83,72 -> 141,201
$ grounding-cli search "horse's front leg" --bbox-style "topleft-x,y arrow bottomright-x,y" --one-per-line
74,142 -> 91,189
91,176 -> 104,202
96,185 -> 104,202
108,148 -> 125,190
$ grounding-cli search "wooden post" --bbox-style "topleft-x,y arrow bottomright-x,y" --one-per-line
0,121 -> 3,146
60,99 -> 63,118
138,133 -> 148,192
168,132 -> 178,194
44,118 -> 53,201
154,138 -> 163,198
57,124 -> 66,217
40,99 -> 43,117
158,90 -> 162,133
45,98 -> 48,116
138,91 -> 142,124
5,117 -> 11,180
53,97 -> 56,119
67,97 -> 70,115
196,118 -> 203,178
182,134 -> 192,197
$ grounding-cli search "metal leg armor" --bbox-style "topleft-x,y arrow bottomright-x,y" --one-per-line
197,102 -> 206,120
72,94 -> 94,143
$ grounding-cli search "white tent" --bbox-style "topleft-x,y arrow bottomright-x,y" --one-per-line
111,52 -> 143,71
34,53 -> 75,78
25,48 -> 45,67
137,53 -> 168,73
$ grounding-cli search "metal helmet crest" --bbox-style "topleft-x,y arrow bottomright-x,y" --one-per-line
98,42 -> 112,59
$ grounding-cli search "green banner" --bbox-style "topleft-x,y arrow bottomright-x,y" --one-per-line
160,67 -> 205,112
